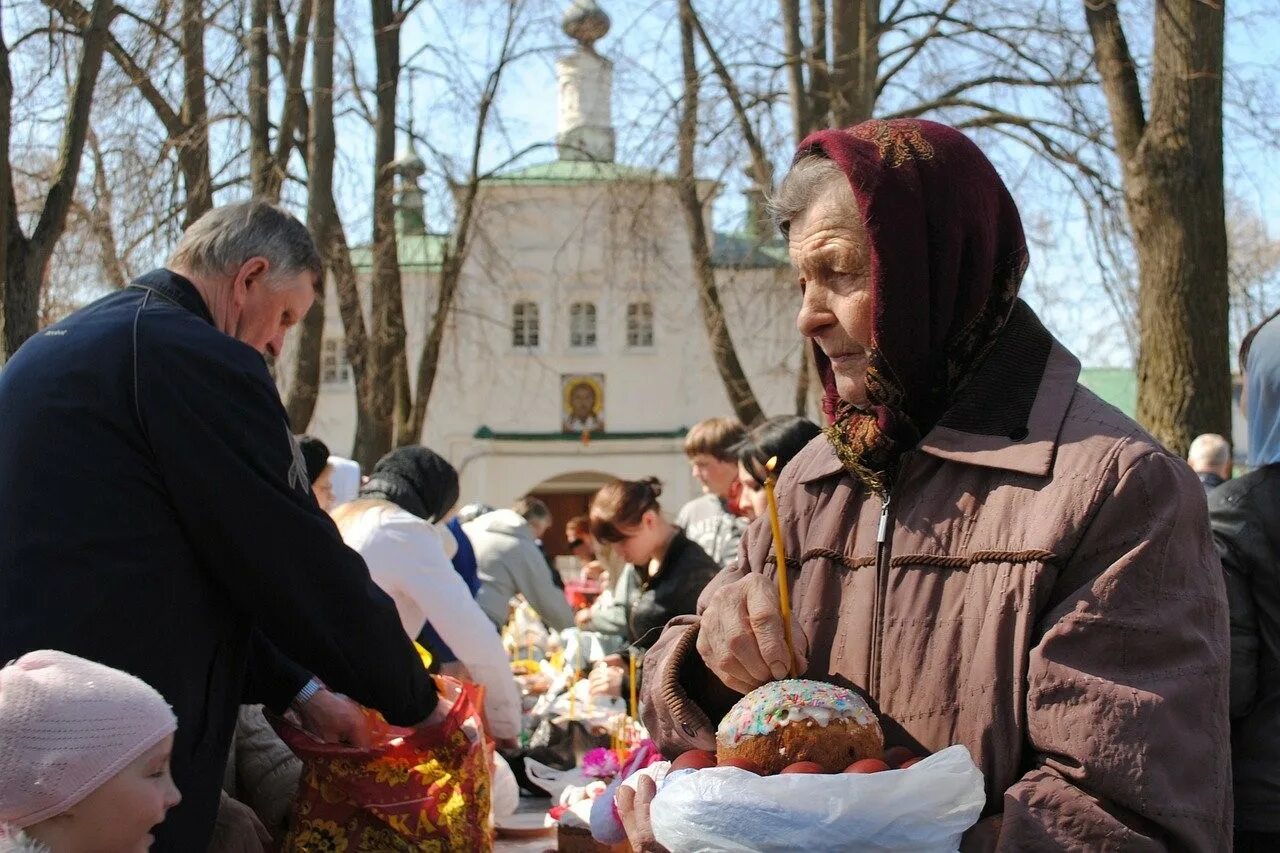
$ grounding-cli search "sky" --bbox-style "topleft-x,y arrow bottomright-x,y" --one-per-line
5,0 -> 1277,369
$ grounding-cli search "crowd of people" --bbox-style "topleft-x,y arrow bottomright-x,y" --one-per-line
0,117 -> 1277,852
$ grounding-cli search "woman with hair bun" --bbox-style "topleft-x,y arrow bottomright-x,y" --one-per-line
586,478 -> 720,700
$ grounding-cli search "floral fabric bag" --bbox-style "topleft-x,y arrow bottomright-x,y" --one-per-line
271,676 -> 493,852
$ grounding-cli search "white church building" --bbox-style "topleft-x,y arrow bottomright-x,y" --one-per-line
301,1 -> 809,554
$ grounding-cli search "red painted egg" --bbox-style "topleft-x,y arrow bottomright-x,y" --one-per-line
671,749 -> 717,771
780,761 -> 826,774
844,758 -> 891,773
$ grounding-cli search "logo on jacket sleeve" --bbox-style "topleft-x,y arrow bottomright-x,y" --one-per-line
286,427 -> 309,495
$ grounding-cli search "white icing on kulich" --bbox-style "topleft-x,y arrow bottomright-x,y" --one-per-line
717,679 -> 878,746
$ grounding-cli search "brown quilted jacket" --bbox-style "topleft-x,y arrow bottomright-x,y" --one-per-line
641,308 -> 1232,850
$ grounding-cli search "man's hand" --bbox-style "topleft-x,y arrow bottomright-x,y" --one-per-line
696,573 -> 808,695
575,607 -> 595,629
589,661 -> 623,698
615,774 -> 669,853
209,793 -> 271,853
296,688 -> 372,749
416,690 -> 456,729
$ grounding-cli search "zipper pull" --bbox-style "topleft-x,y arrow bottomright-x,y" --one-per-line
877,494 -> 892,544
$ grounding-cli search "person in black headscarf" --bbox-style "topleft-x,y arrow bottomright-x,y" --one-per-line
295,435 -> 335,511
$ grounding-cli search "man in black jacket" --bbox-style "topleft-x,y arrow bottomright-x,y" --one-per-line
0,202 -> 442,850
1210,310 -> 1280,852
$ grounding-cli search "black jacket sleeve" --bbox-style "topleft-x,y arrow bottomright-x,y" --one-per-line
136,328 -> 436,725
630,536 -> 721,650
243,630 -> 311,713
1209,488 -> 1262,719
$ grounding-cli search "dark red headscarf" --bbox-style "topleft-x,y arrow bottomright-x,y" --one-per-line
796,119 -> 1029,495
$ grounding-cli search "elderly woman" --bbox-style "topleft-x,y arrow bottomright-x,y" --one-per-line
626,120 -> 1231,850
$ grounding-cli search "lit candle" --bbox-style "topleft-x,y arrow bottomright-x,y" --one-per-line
764,457 -> 797,677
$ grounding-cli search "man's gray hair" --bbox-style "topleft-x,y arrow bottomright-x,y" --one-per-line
766,153 -> 846,238
168,199 -> 322,290
1188,433 -> 1231,471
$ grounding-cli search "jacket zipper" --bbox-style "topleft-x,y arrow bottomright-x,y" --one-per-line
868,491 -> 893,698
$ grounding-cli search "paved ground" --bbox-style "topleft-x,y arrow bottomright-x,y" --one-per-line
494,796 -> 557,852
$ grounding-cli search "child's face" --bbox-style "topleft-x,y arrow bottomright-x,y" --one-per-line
689,453 -> 739,498
65,734 -> 181,852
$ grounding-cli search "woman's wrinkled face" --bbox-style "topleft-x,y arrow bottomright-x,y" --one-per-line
792,178 -> 874,406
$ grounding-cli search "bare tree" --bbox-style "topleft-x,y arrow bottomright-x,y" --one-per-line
678,0 -> 765,426
395,0 -> 525,446
1227,195 -> 1280,355
283,0 -> 331,431
44,0 -> 215,227
346,0 -> 411,467
2,0 -> 114,361
1085,0 -> 1228,455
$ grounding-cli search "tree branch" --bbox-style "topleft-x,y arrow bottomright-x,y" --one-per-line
1082,0 -> 1145,162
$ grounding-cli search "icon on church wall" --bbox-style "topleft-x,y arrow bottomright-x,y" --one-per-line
562,373 -> 605,433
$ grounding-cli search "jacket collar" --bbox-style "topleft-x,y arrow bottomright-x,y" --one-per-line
128,269 -> 215,327
799,303 -> 1079,483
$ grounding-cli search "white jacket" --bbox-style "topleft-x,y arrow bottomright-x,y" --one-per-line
340,504 -> 522,740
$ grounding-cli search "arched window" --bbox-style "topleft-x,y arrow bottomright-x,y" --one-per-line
626,301 -> 654,348
512,301 -> 540,348
569,301 -> 597,348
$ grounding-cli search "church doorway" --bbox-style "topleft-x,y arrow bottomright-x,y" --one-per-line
526,470 -> 615,560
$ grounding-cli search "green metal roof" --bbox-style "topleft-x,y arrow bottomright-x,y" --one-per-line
711,231 -> 789,269
483,160 -> 672,186
474,426 -> 687,441
1079,367 -> 1137,417
348,233 -> 448,271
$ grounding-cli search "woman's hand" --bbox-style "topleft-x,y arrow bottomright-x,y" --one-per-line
695,573 -> 808,695
615,774 -> 669,853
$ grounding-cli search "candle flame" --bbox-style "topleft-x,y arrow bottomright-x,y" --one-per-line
766,455 -> 779,474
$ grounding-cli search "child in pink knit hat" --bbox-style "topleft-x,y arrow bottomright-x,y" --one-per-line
0,650 -> 181,852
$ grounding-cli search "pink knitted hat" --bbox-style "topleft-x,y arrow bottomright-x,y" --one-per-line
0,650 -> 177,829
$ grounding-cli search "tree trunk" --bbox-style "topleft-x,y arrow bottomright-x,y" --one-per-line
179,0 -> 212,224
0,14 -> 12,364
357,0 -> 406,468
262,0 -> 315,200
830,0 -> 878,126
677,0 -> 764,426
83,129 -> 128,289
302,0 -> 372,458
284,0 -> 332,432
1085,0 -> 1229,456
248,0 -> 270,194
780,0 -> 809,143
807,0 -> 829,129
3,0 -> 112,360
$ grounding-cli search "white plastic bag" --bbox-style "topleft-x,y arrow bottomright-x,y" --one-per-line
648,744 -> 986,853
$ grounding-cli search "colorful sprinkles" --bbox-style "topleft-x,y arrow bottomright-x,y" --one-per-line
717,679 -> 877,746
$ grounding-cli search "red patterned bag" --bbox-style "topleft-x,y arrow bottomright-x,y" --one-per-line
271,677 -> 493,852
